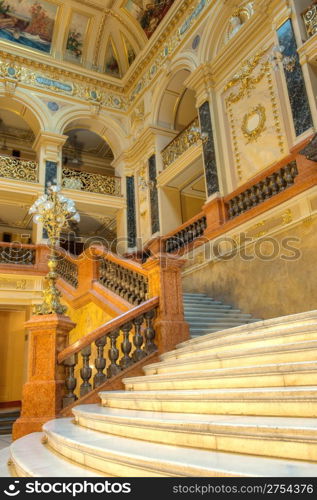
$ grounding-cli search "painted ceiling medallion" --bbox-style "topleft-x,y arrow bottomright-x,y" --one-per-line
241,104 -> 266,143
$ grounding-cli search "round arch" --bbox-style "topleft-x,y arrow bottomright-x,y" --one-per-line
151,54 -> 198,129
55,109 -> 127,159
0,89 -> 50,136
198,3 -> 231,64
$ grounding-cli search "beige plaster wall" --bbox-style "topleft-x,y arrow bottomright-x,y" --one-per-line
182,218 -> 317,320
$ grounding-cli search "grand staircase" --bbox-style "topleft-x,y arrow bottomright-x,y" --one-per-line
183,293 -> 261,337
1,309 -> 317,477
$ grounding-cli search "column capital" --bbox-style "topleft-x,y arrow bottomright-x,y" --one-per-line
185,64 -> 215,108
33,132 -> 68,157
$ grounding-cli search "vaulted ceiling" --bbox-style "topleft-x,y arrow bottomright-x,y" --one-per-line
0,0 -> 176,79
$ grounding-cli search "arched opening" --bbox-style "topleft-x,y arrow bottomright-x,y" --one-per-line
157,70 -> 207,231
60,121 -> 119,254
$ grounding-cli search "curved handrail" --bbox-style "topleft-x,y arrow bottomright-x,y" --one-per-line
58,296 -> 159,364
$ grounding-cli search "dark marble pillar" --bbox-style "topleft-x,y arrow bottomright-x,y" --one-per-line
199,101 -> 219,197
43,161 -> 58,238
148,155 -> 160,235
126,176 -> 137,248
277,19 -> 313,137
45,161 -> 58,191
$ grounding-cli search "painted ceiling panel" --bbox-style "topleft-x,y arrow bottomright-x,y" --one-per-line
0,0 -> 176,78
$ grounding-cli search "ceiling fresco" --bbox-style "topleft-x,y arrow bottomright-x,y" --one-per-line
0,0 -> 177,78
0,0 -> 57,53
124,0 -> 176,38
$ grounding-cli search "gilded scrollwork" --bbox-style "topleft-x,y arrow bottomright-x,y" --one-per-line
161,118 -> 201,169
0,155 -> 39,183
62,168 -> 121,197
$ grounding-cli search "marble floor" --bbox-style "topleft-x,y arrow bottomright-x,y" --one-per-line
0,435 -> 11,451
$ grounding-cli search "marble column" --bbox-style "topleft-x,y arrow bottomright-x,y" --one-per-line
148,155 -> 160,235
199,101 -> 220,197
126,176 -> 137,249
277,19 -> 313,136
32,132 -> 68,243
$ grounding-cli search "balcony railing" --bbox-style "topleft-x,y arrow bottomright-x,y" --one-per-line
302,4 -> 317,38
62,168 -> 121,197
161,118 -> 201,169
0,155 -> 39,183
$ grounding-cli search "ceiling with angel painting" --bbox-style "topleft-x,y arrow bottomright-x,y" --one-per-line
0,0 -> 176,79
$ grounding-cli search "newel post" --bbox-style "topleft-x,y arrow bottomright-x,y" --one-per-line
13,314 -> 75,440
144,253 -> 190,354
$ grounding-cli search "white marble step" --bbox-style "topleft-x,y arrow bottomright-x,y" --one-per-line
177,310 -> 317,350
161,324 -> 317,363
9,433 -> 105,477
100,386 -> 317,417
144,340 -> 317,376
43,418 -> 317,477
0,448 -> 12,477
124,360 -> 317,391
73,405 -> 317,461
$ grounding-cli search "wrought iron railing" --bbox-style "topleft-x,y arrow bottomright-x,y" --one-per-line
56,257 -> 78,288
62,168 -> 121,197
165,214 -> 207,253
58,297 -> 159,407
227,161 -> 298,219
0,243 -> 36,265
161,118 -> 201,169
98,258 -> 149,305
302,4 -> 317,38
0,155 -> 39,183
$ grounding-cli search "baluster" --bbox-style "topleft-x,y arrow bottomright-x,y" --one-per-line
256,183 -> 265,203
249,186 -> 258,207
143,309 -> 157,354
276,170 -> 286,192
107,330 -> 121,377
80,345 -> 92,397
94,335 -> 107,389
244,190 -> 252,211
120,322 -> 133,369
63,354 -> 78,408
290,161 -> 298,179
129,272 -> 137,304
269,173 -> 278,196
132,315 -> 147,362
262,178 -> 272,199
283,165 -> 295,187
237,194 -> 245,214
228,201 -> 234,219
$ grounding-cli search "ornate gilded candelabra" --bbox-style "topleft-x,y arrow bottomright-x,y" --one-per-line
29,184 -> 80,315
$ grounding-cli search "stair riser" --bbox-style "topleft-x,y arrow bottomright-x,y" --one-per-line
177,318 -> 317,349
46,435 -> 233,477
101,398 -> 317,417
144,349 -> 317,375
74,416 -> 317,462
124,371 -> 317,391
161,331 -> 317,362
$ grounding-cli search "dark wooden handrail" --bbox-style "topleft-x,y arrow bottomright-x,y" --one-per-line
58,296 -> 160,364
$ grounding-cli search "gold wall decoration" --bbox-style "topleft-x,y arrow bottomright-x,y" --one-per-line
302,4 -> 317,38
224,48 -> 285,184
282,209 -> 293,226
241,104 -> 266,143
